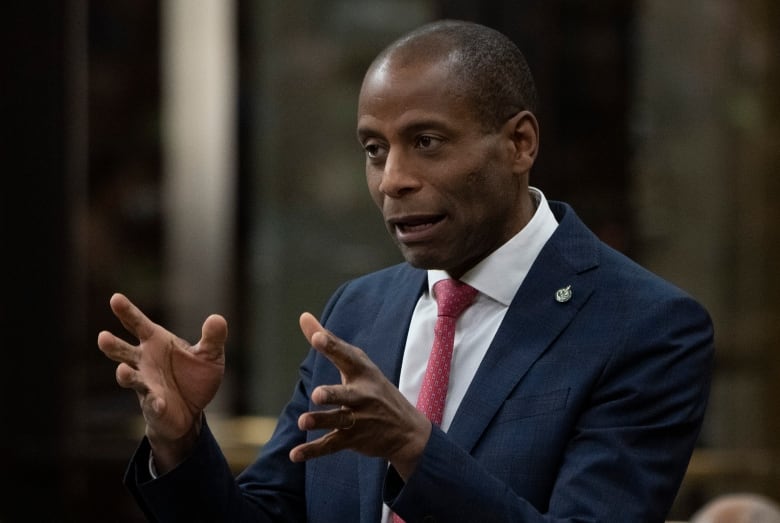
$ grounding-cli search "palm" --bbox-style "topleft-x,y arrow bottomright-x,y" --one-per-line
98,293 -> 226,443
136,321 -> 225,441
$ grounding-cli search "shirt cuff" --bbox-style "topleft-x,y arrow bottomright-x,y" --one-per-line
148,450 -> 159,479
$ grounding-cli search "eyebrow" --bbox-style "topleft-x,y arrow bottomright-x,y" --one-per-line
357,117 -> 455,143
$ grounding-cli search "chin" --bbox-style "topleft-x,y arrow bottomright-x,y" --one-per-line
399,250 -> 435,269
399,250 -> 452,272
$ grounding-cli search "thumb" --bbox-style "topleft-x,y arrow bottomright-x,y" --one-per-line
299,312 -> 327,346
197,314 -> 228,359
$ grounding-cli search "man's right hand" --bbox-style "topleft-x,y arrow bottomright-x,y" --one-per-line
97,293 -> 227,473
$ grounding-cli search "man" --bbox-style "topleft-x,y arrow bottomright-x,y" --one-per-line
98,20 -> 714,522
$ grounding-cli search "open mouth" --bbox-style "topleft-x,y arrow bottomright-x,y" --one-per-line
390,215 -> 445,240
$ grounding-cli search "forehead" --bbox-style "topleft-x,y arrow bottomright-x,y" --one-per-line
357,57 -> 477,130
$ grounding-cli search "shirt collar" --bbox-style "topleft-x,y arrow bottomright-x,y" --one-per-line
428,187 -> 559,306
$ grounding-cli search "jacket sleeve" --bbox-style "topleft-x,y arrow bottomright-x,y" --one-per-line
122,282 -> 356,521
124,367 -> 312,522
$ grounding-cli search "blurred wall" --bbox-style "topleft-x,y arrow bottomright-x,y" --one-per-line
3,2 -> 72,520
236,0 -> 433,416
633,0 -> 780,514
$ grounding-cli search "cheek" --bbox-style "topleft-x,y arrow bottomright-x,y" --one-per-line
465,169 -> 488,187
461,146 -> 505,189
462,162 -> 508,199
366,172 -> 383,208
461,169 -> 517,221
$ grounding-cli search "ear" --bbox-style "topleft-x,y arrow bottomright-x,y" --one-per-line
504,110 -> 539,174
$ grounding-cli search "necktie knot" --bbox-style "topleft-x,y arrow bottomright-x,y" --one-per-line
434,279 -> 478,318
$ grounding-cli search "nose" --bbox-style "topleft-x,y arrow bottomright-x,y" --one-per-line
377,149 -> 421,198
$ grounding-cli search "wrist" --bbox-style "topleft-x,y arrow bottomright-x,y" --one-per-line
390,418 -> 431,480
147,416 -> 202,474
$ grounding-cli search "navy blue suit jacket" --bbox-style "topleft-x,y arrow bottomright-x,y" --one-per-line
126,202 -> 714,522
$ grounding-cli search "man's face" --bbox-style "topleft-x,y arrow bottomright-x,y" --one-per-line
357,57 -> 532,278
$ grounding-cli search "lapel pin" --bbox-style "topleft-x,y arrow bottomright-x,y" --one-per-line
555,285 -> 572,303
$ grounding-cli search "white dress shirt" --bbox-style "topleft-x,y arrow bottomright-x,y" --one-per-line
382,187 -> 558,522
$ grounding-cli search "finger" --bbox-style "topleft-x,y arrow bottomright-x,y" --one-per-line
298,312 -> 325,346
310,383 -> 358,407
109,293 -> 156,341
298,407 -> 356,431
289,430 -> 346,463
115,363 -> 149,394
299,312 -> 363,375
140,392 -> 167,420
194,314 -> 228,360
97,330 -> 141,368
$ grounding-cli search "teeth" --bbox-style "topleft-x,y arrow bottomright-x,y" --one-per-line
401,222 -> 433,232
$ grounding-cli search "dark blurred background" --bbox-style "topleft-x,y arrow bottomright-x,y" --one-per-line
3,1 -> 779,521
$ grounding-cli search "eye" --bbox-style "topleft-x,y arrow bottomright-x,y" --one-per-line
414,135 -> 443,151
363,141 -> 387,161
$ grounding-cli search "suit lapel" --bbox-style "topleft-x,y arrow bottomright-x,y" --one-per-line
364,265 -> 427,384
448,202 -> 600,452
358,266 -> 426,523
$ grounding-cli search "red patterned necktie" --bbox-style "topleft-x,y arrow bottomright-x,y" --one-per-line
393,278 -> 478,523
416,278 -> 478,426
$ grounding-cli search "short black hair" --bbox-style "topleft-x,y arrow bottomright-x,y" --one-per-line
371,20 -> 539,130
